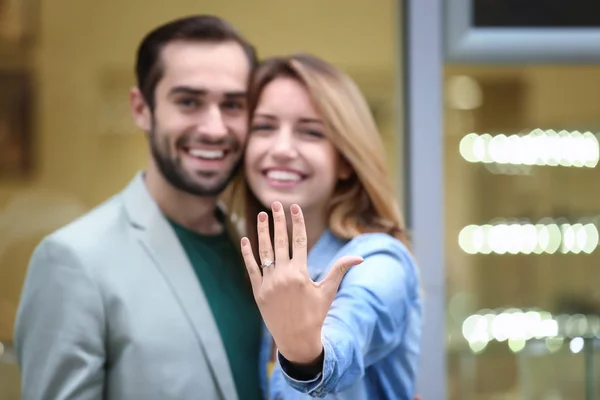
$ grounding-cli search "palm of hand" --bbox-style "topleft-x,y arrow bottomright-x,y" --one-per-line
240,201 -> 363,364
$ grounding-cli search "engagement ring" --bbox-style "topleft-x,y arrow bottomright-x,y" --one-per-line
261,259 -> 275,269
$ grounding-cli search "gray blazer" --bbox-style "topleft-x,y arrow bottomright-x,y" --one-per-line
14,173 -> 241,400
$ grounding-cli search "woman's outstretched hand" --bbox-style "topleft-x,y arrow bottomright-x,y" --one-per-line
241,201 -> 363,365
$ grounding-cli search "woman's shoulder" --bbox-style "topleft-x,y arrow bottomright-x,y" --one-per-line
336,232 -> 418,282
332,232 -> 420,300
340,232 -> 412,259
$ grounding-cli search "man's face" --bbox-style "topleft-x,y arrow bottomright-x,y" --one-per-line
138,40 -> 250,196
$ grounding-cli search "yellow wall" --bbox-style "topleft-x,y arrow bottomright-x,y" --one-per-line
32,0 -> 402,207
0,0 -> 402,343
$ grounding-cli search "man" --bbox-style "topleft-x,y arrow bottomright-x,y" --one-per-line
14,15 -> 263,400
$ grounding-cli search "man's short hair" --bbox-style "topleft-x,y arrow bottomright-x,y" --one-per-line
135,15 -> 258,109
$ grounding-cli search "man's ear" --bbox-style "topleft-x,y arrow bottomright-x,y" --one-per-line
130,87 -> 152,132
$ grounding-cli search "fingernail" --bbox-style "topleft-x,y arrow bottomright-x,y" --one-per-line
272,201 -> 281,212
258,212 -> 267,222
291,204 -> 300,215
241,237 -> 249,246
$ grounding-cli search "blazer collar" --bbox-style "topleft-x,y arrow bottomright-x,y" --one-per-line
122,172 -> 238,400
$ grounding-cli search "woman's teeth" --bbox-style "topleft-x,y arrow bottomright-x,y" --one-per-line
266,170 -> 302,182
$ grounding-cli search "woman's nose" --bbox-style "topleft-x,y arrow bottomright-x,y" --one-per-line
270,129 -> 298,160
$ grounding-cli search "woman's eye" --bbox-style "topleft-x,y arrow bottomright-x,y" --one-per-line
223,100 -> 244,111
250,124 -> 274,132
302,130 -> 324,139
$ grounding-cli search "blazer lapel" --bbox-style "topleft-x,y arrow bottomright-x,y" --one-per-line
122,173 -> 238,400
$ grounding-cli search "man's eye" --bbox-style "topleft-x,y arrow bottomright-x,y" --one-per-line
178,98 -> 199,108
223,101 -> 244,111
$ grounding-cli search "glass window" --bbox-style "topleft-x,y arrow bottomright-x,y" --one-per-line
445,65 -> 600,399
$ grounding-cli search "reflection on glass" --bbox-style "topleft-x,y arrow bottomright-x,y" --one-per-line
445,66 -> 600,400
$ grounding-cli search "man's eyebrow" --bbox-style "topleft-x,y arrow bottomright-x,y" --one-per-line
168,86 -> 206,96
168,86 -> 246,99
224,91 -> 247,99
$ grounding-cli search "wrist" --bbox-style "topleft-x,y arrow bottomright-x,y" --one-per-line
278,348 -> 324,381
278,338 -> 323,365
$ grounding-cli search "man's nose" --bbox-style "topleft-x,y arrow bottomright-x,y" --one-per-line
199,105 -> 228,139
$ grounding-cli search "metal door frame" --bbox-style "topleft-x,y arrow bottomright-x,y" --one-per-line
401,0 -> 446,398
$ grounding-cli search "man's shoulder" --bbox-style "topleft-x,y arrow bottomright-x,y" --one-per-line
43,193 -> 129,257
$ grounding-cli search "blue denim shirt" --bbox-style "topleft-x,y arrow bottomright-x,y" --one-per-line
258,230 -> 422,400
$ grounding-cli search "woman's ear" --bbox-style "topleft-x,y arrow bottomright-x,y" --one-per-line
338,158 -> 353,181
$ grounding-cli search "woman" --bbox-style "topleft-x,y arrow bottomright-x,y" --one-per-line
237,54 -> 422,400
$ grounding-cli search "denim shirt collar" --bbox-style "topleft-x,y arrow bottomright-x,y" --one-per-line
307,229 -> 348,281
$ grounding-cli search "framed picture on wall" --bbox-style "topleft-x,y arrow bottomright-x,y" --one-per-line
0,0 -> 38,48
445,0 -> 600,63
0,71 -> 33,178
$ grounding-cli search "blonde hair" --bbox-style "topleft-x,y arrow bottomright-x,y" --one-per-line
227,53 -> 412,254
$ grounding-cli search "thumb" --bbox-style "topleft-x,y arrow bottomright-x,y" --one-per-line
320,255 -> 364,298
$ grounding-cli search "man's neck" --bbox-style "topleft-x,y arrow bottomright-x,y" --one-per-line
144,166 -> 222,236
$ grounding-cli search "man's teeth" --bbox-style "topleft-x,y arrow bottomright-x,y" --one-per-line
187,149 -> 225,160
266,170 -> 302,182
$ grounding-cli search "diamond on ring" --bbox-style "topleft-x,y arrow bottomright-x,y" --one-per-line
261,259 -> 275,269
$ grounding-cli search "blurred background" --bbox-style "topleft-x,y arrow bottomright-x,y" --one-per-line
1,0 -> 599,399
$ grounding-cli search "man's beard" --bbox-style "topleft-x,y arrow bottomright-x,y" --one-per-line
149,126 -> 242,197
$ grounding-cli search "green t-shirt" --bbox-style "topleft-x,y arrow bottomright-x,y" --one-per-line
169,219 -> 263,400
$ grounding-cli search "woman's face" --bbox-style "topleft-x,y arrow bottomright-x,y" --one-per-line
245,77 -> 350,217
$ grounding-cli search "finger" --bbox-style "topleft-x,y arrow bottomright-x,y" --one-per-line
290,204 -> 308,267
320,255 -> 364,298
257,211 -> 275,276
271,201 -> 290,265
240,237 -> 262,292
